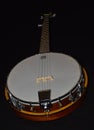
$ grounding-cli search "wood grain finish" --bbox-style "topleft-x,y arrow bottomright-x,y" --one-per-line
5,68 -> 88,121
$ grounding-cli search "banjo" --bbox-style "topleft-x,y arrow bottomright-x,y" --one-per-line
5,13 -> 88,121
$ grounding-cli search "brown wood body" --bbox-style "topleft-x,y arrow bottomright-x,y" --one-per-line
14,90 -> 87,121
5,68 -> 88,121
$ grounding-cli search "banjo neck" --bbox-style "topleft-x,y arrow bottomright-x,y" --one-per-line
39,13 -> 56,53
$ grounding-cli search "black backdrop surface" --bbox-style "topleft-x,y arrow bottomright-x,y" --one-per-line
0,1 -> 94,129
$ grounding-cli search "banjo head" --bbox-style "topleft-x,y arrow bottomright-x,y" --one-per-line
7,52 -> 81,102
5,52 -> 88,121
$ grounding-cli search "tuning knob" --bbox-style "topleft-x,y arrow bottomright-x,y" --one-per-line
38,24 -> 42,27
52,13 -> 56,17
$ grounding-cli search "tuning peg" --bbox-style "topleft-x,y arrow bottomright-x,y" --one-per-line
38,16 -> 43,27
40,16 -> 44,19
52,13 -> 56,17
38,24 -> 42,27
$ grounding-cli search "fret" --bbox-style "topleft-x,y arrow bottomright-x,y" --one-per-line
39,15 -> 50,53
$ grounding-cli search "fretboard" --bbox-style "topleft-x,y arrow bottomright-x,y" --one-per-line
39,15 -> 50,53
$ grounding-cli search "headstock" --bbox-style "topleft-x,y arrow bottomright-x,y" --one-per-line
38,13 -> 56,27
41,12 -> 56,19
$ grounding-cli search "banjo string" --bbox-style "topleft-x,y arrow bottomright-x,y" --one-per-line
38,15 -> 51,91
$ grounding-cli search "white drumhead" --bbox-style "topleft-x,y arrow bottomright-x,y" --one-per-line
7,52 -> 81,102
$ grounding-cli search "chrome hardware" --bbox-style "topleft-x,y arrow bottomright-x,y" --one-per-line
52,13 -> 56,17
30,104 -> 34,111
38,89 -> 51,111
69,93 -> 75,102
58,100 -> 63,107
40,16 -> 43,19
38,24 -> 42,27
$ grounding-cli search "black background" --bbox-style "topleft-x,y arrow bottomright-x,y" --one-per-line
0,1 -> 94,129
